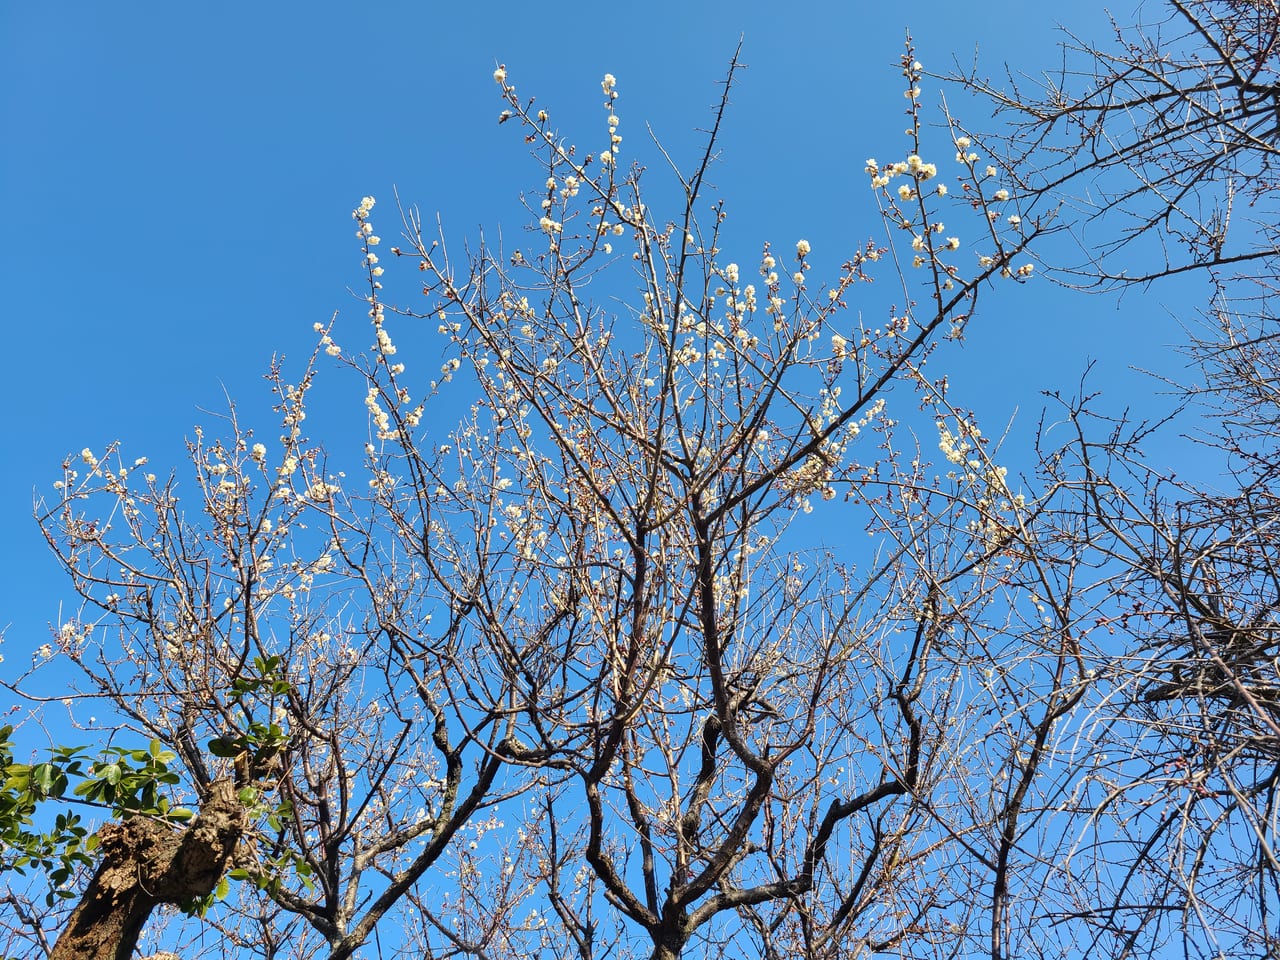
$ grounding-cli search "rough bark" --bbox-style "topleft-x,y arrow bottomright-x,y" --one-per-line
50,779 -> 245,960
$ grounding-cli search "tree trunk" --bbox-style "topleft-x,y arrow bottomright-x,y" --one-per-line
50,779 -> 245,960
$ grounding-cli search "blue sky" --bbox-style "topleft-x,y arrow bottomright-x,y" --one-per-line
0,2 -> 1197,687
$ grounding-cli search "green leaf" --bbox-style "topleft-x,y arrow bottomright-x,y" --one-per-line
31,764 -> 55,795
207,737 -> 241,758
78,780 -> 103,801
5,764 -> 31,792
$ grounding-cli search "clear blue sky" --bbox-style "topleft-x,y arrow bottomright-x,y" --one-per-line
1,3 -> 1192,681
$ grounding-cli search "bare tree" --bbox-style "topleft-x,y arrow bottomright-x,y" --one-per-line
955,0 -> 1280,290
949,2 -> 1280,956
26,350 -> 535,959
365,50 -> 1095,960
8,42 -> 1123,960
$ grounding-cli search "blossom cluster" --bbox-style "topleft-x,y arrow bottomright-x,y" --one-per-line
352,196 -> 384,281
600,74 -> 620,168
862,64 -> 1036,294
936,415 -> 1026,551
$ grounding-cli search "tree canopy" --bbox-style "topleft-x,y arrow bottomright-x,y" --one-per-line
5,3 -> 1280,959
